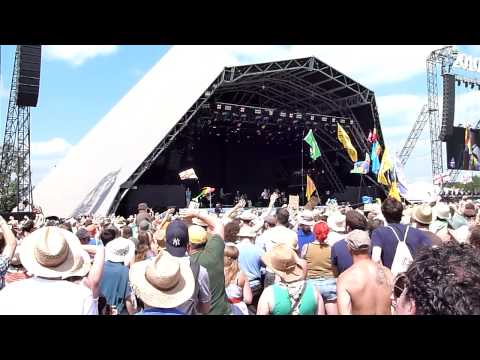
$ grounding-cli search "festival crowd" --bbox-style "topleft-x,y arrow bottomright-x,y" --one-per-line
0,193 -> 479,315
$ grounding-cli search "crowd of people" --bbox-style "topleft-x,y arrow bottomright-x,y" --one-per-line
0,193 -> 479,315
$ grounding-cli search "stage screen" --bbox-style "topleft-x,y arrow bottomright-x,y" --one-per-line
446,126 -> 480,170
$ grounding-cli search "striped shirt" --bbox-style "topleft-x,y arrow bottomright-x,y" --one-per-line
0,255 -> 10,290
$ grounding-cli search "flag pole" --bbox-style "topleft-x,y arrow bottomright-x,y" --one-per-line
301,129 -> 305,206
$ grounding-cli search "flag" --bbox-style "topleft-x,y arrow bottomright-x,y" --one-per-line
306,175 -> 317,201
378,147 -> 393,186
394,153 -> 409,197
388,181 -> 401,201
337,124 -> 358,162
350,153 -> 370,174
367,128 -> 378,143
433,172 -> 451,185
179,168 -> 198,180
192,187 -> 215,202
370,142 -> 382,174
304,129 -> 321,161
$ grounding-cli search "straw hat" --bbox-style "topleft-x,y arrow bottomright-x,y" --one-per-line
261,244 -> 305,283
238,210 -> 256,222
411,205 -> 433,225
105,237 -> 135,263
129,250 -> 194,309
327,212 -> 346,233
19,226 -> 91,279
237,226 -> 257,239
298,210 -> 314,226
434,203 -> 450,220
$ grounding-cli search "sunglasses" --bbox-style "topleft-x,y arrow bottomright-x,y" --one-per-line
393,273 -> 409,300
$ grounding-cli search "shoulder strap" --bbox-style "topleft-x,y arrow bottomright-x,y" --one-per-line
386,225 -> 401,242
402,226 -> 410,243
289,282 -> 307,315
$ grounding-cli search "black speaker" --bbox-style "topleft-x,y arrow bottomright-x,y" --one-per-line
440,74 -> 455,141
16,45 -> 41,107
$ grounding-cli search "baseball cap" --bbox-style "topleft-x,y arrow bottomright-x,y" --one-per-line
188,225 -> 208,245
346,230 -> 370,251
165,220 -> 189,257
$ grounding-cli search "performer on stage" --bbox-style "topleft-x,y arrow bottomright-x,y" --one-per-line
185,187 -> 191,207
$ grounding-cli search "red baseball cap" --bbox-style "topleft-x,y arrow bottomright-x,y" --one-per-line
313,221 -> 329,242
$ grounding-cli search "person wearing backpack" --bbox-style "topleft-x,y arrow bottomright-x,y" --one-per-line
371,197 -> 432,276
256,244 -> 325,315
164,220 -> 211,315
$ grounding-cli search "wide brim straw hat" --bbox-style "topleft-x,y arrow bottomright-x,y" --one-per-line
19,226 -> 91,279
237,226 -> 257,238
327,212 -> 346,233
129,250 -> 194,309
261,244 -> 305,283
238,211 -> 256,222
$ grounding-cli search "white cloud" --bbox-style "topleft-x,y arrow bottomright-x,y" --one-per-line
44,45 -> 119,66
31,137 -> 72,157
227,45 -> 443,86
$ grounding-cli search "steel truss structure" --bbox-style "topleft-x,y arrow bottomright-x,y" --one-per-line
108,57 -> 386,215
0,46 -> 33,211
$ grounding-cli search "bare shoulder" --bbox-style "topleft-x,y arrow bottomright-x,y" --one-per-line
338,264 -> 364,289
371,262 -> 393,287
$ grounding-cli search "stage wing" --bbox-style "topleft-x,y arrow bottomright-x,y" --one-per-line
33,46 -> 239,217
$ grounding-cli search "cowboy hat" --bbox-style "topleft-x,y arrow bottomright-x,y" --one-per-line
327,212 -> 346,233
237,226 -> 257,238
19,226 -> 91,279
129,250 -> 194,309
261,244 -> 305,283
105,237 -> 135,263
433,203 -> 450,220
298,210 -> 314,226
411,205 -> 434,225
238,210 -> 256,222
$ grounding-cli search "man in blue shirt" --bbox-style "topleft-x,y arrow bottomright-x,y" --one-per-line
331,210 -> 368,276
235,226 -> 265,314
297,210 -> 315,254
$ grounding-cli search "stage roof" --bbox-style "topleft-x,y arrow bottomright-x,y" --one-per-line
34,46 -> 384,218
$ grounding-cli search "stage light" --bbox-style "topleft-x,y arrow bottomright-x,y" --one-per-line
261,124 -> 266,129
310,115 -> 314,121
471,83 -> 475,89
225,105 -> 232,111
321,117 -> 327,122
457,80 -> 461,86
280,112 -> 286,118
465,81 -> 469,88
240,107 -> 245,113
217,104 -> 222,110
296,114 -> 303,119
268,110 -> 273,116
289,113 -> 294,119
254,109 -> 261,115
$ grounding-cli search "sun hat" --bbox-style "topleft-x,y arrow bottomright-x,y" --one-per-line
313,221 -> 329,242
105,237 -> 135,263
188,225 -> 208,245
327,212 -> 346,233
189,210 -> 208,227
463,203 -> 477,218
433,203 -> 450,220
139,220 -> 151,232
261,244 -> 305,283
19,226 -> 91,279
345,230 -> 371,251
448,225 -> 470,244
129,250 -> 194,309
238,210 -> 256,222
237,226 -> 257,239
298,210 -> 315,226
165,220 -> 188,257
411,205 -> 434,225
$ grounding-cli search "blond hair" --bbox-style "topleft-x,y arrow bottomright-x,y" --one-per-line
224,245 -> 240,286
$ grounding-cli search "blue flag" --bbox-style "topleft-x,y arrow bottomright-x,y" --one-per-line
370,142 -> 381,175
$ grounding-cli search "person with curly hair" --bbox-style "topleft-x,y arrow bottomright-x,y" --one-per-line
393,242 -> 480,315
224,220 -> 240,243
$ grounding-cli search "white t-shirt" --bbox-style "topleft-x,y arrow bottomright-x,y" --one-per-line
0,277 -> 98,315
257,225 -> 298,253
325,231 -> 345,247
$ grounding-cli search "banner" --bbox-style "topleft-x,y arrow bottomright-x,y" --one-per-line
179,168 -> 198,180
337,123 -> 358,162
288,195 -> 300,210
304,129 -> 321,161
306,175 -> 317,201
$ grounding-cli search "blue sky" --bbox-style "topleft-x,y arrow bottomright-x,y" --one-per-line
1,45 -> 480,194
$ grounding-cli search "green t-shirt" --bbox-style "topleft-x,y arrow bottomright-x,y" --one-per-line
190,234 -> 231,315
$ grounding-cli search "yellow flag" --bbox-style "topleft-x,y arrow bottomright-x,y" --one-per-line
337,124 -> 358,162
306,175 -> 317,201
377,147 -> 393,186
388,181 -> 401,201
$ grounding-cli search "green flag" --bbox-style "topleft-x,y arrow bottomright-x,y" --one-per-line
304,129 -> 321,160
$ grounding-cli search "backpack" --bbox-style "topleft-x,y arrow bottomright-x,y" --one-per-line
388,225 -> 413,277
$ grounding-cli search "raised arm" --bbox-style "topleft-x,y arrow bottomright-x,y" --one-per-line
224,199 -> 246,220
183,209 -> 224,240
0,215 -> 17,260
82,244 -> 105,298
